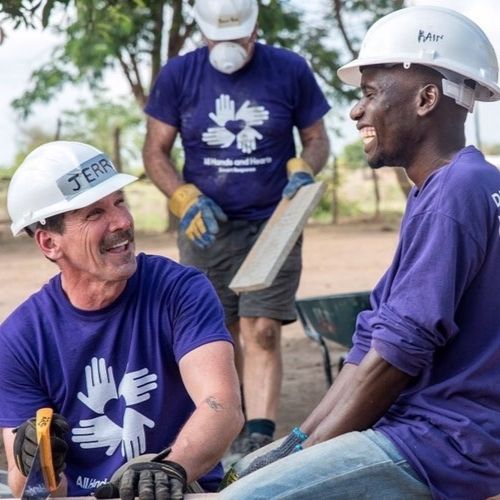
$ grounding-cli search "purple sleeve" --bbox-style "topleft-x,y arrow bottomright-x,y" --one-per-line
292,58 -> 331,130
368,212 -> 483,376
0,324 -> 51,427
170,271 -> 232,363
144,59 -> 181,127
345,309 -> 378,366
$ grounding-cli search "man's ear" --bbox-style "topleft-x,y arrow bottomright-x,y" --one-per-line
251,24 -> 259,42
35,229 -> 61,261
416,83 -> 440,117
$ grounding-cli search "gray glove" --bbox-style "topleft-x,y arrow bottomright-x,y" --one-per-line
239,427 -> 307,478
94,450 -> 186,500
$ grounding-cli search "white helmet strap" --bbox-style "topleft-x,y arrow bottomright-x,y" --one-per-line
400,62 -> 476,112
441,79 -> 475,112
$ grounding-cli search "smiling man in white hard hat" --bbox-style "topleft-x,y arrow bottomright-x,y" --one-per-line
143,0 -> 330,466
0,141 -> 243,499
217,5 -> 500,499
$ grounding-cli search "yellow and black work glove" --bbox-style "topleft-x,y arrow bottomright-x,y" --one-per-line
169,184 -> 227,249
282,158 -> 315,199
13,412 -> 69,480
94,451 -> 188,500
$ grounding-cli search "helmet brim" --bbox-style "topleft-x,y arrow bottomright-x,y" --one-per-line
337,58 -> 500,102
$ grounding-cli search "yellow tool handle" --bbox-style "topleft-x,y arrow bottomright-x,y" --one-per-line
36,408 -> 58,492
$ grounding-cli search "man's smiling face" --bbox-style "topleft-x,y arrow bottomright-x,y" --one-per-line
53,190 -> 137,285
350,66 -> 423,170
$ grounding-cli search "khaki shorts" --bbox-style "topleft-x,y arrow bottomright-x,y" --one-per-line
178,219 -> 302,325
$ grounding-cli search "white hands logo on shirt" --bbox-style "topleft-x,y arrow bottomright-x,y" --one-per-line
72,357 -> 158,461
77,357 -> 118,414
237,126 -> 263,154
202,127 -> 235,148
72,415 -> 123,456
202,94 -> 269,153
118,368 -> 158,405
121,407 -> 155,458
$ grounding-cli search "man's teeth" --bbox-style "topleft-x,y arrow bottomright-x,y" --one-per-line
108,241 -> 128,250
360,127 -> 376,145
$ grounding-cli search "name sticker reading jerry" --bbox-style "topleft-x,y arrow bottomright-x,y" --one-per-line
56,154 -> 116,200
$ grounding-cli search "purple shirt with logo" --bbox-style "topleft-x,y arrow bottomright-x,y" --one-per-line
346,147 -> 500,499
145,43 -> 330,220
0,254 -> 232,494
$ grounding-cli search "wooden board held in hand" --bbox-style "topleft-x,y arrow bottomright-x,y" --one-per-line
229,182 -> 326,293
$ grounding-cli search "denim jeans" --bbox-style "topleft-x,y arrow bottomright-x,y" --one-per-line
219,429 -> 432,499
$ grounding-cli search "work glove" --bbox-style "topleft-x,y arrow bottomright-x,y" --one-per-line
95,451 -> 188,500
238,427 -> 307,478
282,158 -> 315,199
13,412 -> 69,481
169,184 -> 227,249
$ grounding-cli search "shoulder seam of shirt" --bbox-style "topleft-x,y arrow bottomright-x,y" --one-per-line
407,209 -> 486,259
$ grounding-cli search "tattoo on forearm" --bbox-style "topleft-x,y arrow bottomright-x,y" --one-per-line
205,396 -> 224,412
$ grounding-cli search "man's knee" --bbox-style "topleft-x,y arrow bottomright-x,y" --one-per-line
247,320 -> 281,351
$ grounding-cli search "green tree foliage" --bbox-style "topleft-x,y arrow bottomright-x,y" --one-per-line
11,125 -> 57,170
60,96 -> 144,172
5,0 -> 405,118
339,139 -> 367,170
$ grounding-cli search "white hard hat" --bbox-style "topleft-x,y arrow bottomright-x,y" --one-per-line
337,6 -> 500,111
194,0 -> 258,41
7,141 -> 138,236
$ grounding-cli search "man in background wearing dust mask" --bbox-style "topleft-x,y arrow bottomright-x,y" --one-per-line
143,0 -> 330,471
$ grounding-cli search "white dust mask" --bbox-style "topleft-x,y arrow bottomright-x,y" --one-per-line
209,42 -> 248,74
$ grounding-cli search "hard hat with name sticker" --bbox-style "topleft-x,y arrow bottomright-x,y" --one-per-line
337,6 -> 500,111
7,141 -> 137,236
194,0 -> 258,41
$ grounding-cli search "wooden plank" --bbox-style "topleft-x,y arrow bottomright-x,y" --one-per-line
229,182 -> 326,293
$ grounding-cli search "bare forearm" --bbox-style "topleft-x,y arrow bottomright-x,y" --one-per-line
300,363 -> 358,435
7,459 -> 67,497
300,120 -> 330,174
143,118 -> 184,197
304,349 -> 411,447
168,394 -> 244,483
143,148 -> 184,198
7,464 -> 27,498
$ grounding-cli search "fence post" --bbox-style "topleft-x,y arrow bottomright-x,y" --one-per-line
332,155 -> 338,224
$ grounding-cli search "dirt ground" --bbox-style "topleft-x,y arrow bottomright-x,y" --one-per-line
0,222 -> 399,471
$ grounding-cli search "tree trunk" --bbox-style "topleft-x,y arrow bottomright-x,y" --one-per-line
113,126 -> 122,172
394,167 -> 412,198
167,202 -> 179,233
54,118 -> 62,140
371,169 -> 381,220
331,156 -> 339,224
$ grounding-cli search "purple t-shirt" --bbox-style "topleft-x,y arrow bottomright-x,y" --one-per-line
144,43 -> 330,220
0,253 -> 232,495
346,147 -> 500,499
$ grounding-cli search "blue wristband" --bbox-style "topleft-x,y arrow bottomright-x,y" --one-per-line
292,427 -> 308,442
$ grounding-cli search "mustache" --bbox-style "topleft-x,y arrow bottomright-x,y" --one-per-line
101,229 -> 135,251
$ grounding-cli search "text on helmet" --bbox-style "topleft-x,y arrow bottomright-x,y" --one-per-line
218,15 -> 241,27
56,154 -> 117,200
418,30 -> 445,43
